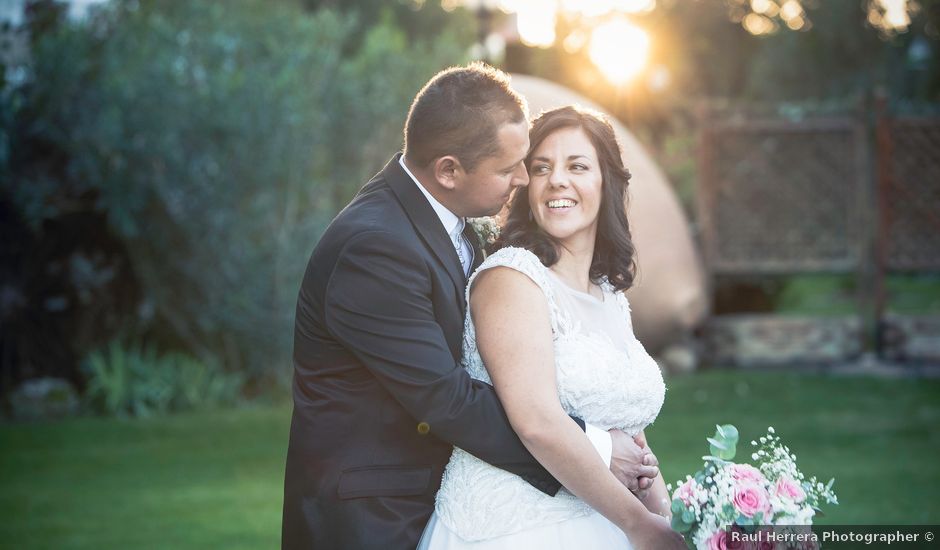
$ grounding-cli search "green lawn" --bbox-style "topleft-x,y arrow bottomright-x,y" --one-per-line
0,405 -> 290,549
2,370 -> 938,548
648,370 -> 940,526
774,274 -> 940,316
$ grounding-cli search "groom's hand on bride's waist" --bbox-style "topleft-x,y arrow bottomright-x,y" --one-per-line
608,429 -> 660,499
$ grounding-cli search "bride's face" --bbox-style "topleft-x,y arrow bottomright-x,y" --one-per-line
527,126 -> 603,249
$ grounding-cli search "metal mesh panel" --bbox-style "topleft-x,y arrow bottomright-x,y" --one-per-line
883,118 -> 940,271
698,106 -> 940,365
700,120 -> 865,274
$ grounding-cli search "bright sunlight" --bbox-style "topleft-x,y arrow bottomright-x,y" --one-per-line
588,19 -> 650,85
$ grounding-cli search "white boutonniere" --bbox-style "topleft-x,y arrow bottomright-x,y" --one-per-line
467,216 -> 500,255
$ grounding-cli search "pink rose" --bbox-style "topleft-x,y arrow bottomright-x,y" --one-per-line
754,528 -> 776,550
674,478 -> 698,506
730,464 -> 767,484
707,527 -> 752,550
733,482 -> 772,518
707,529 -> 730,550
775,477 -> 806,503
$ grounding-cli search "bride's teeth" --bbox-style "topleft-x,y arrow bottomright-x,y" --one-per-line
548,199 -> 576,209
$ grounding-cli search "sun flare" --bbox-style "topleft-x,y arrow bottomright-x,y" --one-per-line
588,19 -> 650,85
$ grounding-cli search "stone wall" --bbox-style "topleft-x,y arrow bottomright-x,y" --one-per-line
702,315 -> 863,367
881,314 -> 940,363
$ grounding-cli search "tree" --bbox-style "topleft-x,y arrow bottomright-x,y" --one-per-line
1,0 -> 470,392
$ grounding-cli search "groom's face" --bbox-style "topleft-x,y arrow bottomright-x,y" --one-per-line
454,120 -> 530,217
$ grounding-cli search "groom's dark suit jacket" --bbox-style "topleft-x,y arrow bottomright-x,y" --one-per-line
282,155 -> 579,549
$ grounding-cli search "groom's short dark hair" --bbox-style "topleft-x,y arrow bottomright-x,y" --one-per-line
404,62 -> 528,172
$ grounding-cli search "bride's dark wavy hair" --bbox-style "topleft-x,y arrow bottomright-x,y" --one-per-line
493,105 -> 638,292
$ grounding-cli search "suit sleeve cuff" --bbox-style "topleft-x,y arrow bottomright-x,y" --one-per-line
585,423 -> 612,468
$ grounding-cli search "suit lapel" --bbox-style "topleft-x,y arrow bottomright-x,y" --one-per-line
463,222 -> 485,274
384,155 -> 467,310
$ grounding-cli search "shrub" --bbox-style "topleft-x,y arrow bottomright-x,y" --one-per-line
83,340 -> 244,417
2,1 -> 469,384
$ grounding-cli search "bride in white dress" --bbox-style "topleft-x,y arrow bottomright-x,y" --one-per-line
418,106 -> 685,550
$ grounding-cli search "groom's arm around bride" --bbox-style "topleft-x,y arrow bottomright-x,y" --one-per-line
281,63 -> 656,550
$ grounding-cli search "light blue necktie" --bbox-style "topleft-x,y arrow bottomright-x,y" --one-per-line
450,219 -> 470,277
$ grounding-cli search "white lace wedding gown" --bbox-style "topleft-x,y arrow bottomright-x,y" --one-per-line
417,247 -> 666,549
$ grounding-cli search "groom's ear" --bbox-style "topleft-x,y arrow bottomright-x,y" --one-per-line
433,156 -> 464,191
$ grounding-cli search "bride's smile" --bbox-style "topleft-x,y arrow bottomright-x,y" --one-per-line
528,126 -> 604,250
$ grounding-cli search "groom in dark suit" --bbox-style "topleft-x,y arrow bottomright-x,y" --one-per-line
282,63 -> 658,549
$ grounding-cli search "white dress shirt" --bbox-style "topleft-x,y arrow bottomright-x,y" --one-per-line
398,154 -> 612,466
399,156 -> 472,275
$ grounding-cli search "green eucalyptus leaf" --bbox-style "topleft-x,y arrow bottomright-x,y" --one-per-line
706,437 -> 728,450
708,424 -> 739,460
671,514 -> 692,533
717,424 -> 739,441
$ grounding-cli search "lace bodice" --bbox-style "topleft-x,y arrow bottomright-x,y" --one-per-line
434,247 -> 666,542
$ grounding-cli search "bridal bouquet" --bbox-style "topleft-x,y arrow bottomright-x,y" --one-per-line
668,425 -> 838,549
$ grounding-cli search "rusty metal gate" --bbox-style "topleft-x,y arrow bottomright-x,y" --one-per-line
697,99 -> 940,367
875,100 -> 940,363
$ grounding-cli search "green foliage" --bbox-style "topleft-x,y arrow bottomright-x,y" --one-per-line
742,1 -> 891,100
885,274 -> 940,314
83,340 -> 244,417
299,0 -> 477,50
707,423 -> 739,460
772,274 -> 940,316
670,503 -> 693,533
774,275 -> 857,316
2,0 -> 468,380
657,130 -> 698,219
